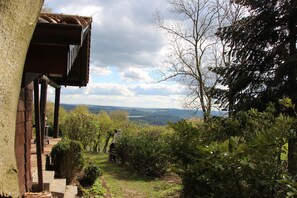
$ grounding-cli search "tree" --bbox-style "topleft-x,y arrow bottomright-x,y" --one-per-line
97,111 -> 113,153
62,113 -> 100,151
216,0 -> 297,113
157,0 -> 243,121
110,110 -> 129,130
71,105 -> 90,115
46,102 -> 67,126
0,0 -> 43,196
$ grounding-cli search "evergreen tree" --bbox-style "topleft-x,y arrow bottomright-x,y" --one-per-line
215,0 -> 297,113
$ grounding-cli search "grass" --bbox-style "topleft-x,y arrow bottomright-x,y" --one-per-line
84,152 -> 182,198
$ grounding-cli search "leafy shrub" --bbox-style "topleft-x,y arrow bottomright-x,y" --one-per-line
81,163 -> 103,186
83,180 -> 106,197
129,131 -> 170,176
114,135 -> 133,164
51,139 -> 84,184
61,113 -> 100,151
115,130 -> 170,177
169,105 -> 296,197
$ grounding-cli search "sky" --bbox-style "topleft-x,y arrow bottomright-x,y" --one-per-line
45,0 -> 186,109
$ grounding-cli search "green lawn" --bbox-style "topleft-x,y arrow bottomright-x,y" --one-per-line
84,152 -> 182,198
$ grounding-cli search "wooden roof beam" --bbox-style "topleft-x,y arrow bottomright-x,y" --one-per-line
31,23 -> 83,45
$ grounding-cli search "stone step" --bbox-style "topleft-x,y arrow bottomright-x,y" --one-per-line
32,171 -> 55,191
64,185 -> 78,198
50,178 -> 66,198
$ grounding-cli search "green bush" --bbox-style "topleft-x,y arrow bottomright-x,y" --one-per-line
61,113 -> 100,151
114,135 -> 133,164
115,131 -> 170,177
169,105 -> 296,197
129,131 -> 170,176
82,163 -> 103,186
51,139 -> 84,184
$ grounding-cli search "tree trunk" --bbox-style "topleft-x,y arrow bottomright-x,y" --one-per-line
287,4 -> 297,174
288,6 -> 297,105
0,0 -> 43,196
103,133 -> 112,153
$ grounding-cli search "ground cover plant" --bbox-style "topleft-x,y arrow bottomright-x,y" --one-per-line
50,139 -> 84,184
115,129 -> 171,177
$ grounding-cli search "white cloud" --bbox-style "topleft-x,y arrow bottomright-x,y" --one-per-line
58,94 -> 182,109
131,83 -> 185,96
90,66 -> 112,77
86,83 -> 134,97
47,81 -> 185,108
44,0 -> 186,109
58,3 -> 103,17
119,68 -> 152,82
61,87 -> 86,95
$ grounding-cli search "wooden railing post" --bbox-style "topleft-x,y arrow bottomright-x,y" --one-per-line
34,79 -> 43,192
53,87 -> 61,138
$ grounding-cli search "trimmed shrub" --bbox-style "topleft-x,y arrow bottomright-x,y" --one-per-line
51,139 -> 84,184
82,163 -> 103,186
129,131 -> 170,176
114,135 -> 133,165
115,131 -> 170,177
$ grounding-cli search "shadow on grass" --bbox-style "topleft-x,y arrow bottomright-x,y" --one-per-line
85,152 -> 159,182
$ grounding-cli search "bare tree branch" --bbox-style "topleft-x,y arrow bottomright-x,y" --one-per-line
156,0 -> 244,121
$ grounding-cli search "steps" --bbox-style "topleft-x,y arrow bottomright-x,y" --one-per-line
32,171 -> 77,198
32,171 -> 55,191
50,179 -> 66,198
64,185 -> 78,198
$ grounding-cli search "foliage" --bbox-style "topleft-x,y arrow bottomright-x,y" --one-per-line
279,174 -> 297,198
169,105 -> 296,197
115,129 -> 171,176
82,179 -> 106,197
215,0 -> 297,112
98,111 -> 113,153
81,162 -> 103,186
98,111 -> 112,136
70,105 -> 90,115
61,112 -> 100,150
114,134 -> 133,165
50,139 -> 84,184
45,102 -> 67,137
110,110 -> 129,123
45,102 -> 67,133
132,114 -> 182,126
110,110 -> 129,130
168,120 -> 202,167
129,131 -> 170,176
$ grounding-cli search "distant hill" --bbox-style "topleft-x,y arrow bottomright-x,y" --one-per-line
61,103 -> 227,126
